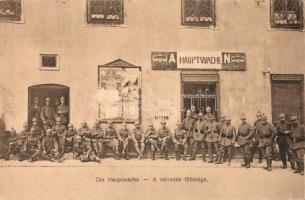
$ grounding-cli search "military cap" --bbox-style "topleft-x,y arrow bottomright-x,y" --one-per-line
256,111 -> 263,117
290,115 -> 298,121
60,96 -> 65,100
191,105 -> 196,110
32,117 -> 38,122
134,121 -> 140,125
45,97 -> 51,101
279,113 -> 286,119
206,106 -> 211,112
186,109 -> 191,114
68,123 -> 73,128
160,120 -> 166,125
55,117 -> 62,122
198,112 -> 203,117
225,117 -> 231,121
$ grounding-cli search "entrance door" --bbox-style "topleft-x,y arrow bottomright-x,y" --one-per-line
181,72 -> 219,120
28,84 -> 70,125
271,74 -> 304,124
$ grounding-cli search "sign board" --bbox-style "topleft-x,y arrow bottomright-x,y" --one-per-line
152,51 -> 246,71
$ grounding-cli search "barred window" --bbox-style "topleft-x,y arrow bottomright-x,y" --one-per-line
271,0 -> 303,29
87,0 -> 124,25
181,0 -> 215,27
0,0 -> 21,21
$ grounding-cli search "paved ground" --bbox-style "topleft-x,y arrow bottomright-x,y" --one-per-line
0,159 -> 303,200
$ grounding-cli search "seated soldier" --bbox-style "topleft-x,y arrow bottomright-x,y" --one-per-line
8,129 -> 18,159
51,117 -> 67,154
103,121 -> 120,159
9,123 -> 29,160
145,123 -> 160,160
172,121 -> 187,161
118,122 -> 130,160
62,124 -> 77,153
30,117 -> 44,140
91,121 -> 104,158
78,121 -> 91,138
21,128 -> 42,162
131,121 -> 145,159
73,136 -> 100,163
41,129 -> 60,162
158,121 -> 172,160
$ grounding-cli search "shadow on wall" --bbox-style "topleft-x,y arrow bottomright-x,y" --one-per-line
0,114 -> 5,131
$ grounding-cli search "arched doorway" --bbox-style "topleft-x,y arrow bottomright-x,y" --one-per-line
28,84 -> 70,126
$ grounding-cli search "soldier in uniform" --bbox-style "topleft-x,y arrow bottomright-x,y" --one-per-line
276,113 -> 295,169
21,128 -> 41,162
29,97 -> 41,124
289,115 -> 304,175
158,121 -> 171,160
91,121 -> 104,158
205,115 -> 220,163
41,129 -> 60,162
131,121 -> 145,159
51,117 -> 67,154
145,123 -> 160,160
216,117 -> 236,166
30,117 -> 44,139
251,111 -> 264,163
73,136 -> 100,163
190,106 -> 198,120
172,121 -> 187,161
8,123 -> 29,160
203,106 -> 214,121
237,115 -> 254,168
118,122 -> 131,160
190,112 -> 208,161
103,121 -> 120,159
182,109 -> 196,159
56,96 -> 69,126
40,97 -> 56,130
257,116 -> 276,171
78,121 -> 91,138
62,123 -> 77,154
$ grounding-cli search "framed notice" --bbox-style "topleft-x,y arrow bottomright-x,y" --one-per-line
97,60 -> 141,122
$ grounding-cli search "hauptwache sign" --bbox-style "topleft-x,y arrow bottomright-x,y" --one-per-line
151,51 -> 246,71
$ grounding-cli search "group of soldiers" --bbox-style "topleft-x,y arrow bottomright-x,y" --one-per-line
4,102 -> 304,175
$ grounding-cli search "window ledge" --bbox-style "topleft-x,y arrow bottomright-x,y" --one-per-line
268,27 -> 304,32
0,19 -> 25,24
178,25 -> 219,30
84,23 -> 127,28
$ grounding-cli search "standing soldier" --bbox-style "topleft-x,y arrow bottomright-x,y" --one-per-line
40,97 -> 56,130
190,106 -> 198,120
91,121 -> 104,158
182,109 -> 195,159
21,128 -> 42,162
29,97 -> 41,124
237,115 -> 253,168
204,106 -> 214,121
172,121 -> 187,161
216,117 -> 236,166
145,123 -> 159,160
257,116 -> 276,171
276,113 -> 295,169
56,96 -> 69,126
30,117 -> 44,139
289,115 -> 304,175
51,117 -> 67,155
251,111 -> 264,163
131,121 -> 145,159
205,115 -> 220,163
41,129 -> 60,162
73,136 -> 100,163
158,121 -> 171,160
190,112 -> 208,161
103,121 -> 120,160
62,124 -> 77,154
118,122 -> 131,160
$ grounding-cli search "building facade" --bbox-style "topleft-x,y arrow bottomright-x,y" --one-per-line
0,0 -> 304,132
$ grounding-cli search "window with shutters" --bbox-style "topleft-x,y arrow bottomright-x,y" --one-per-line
181,0 -> 216,27
87,0 -> 124,25
0,0 -> 21,21
271,0 -> 304,29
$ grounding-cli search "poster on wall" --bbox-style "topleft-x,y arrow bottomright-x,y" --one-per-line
98,65 -> 141,122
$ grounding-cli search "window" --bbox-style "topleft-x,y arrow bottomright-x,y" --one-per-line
40,54 -> 59,71
0,0 -> 21,21
87,0 -> 124,25
271,0 -> 304,29
181,0 -> 215,27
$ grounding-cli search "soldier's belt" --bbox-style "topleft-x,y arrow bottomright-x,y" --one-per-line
222,134 -> 233,139
293,136 -> 305,143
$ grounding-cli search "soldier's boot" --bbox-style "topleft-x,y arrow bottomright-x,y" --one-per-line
258,152 -> 263,163
227,159 -> 231,166
267,159 -> 272,171
165,151 -> 169,160
241,158 -> 246,167
208,152 -> 213,163
189,151 -> 196,161
215,154 -> 223,164
294,162 -> 301,173
282,160 -> 287,169
300,163 -> 304,175
263,159 -> 269,170
246,158 -> 251,168
202,151 -> 206,162
289,160 -> 296,170
175,152 -> 180,160
151,150 -> 155,160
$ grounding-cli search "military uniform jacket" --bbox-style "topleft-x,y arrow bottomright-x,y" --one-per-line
52,124 -> 67,138
42,136 -> 58,152
219,125 -> 236,146
205,121 -> 220,143
158,127 -> 171,139
118,128 -> 130,140
78,127 -> 91,139
253,119 -> 263,141
31,125 -> 44,138
23,136 -> 41,151
290,124 -> 305,150
257,123 -> 275,148
91,127 -> 103,140
237,123 -> 253,146
193,119 -> 208,141
145,128 -> 158,141
182,117 -> 195,137
73,142 -> 89,154
172,128 -> 187,144
132,128 -> 144,142
40,106 -> 55,121
104,128 -> 118,140
29,105 -> 41,121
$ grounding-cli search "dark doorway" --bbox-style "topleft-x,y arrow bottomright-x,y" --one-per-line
28,84 -> 70,125
271,74 -> 304,124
